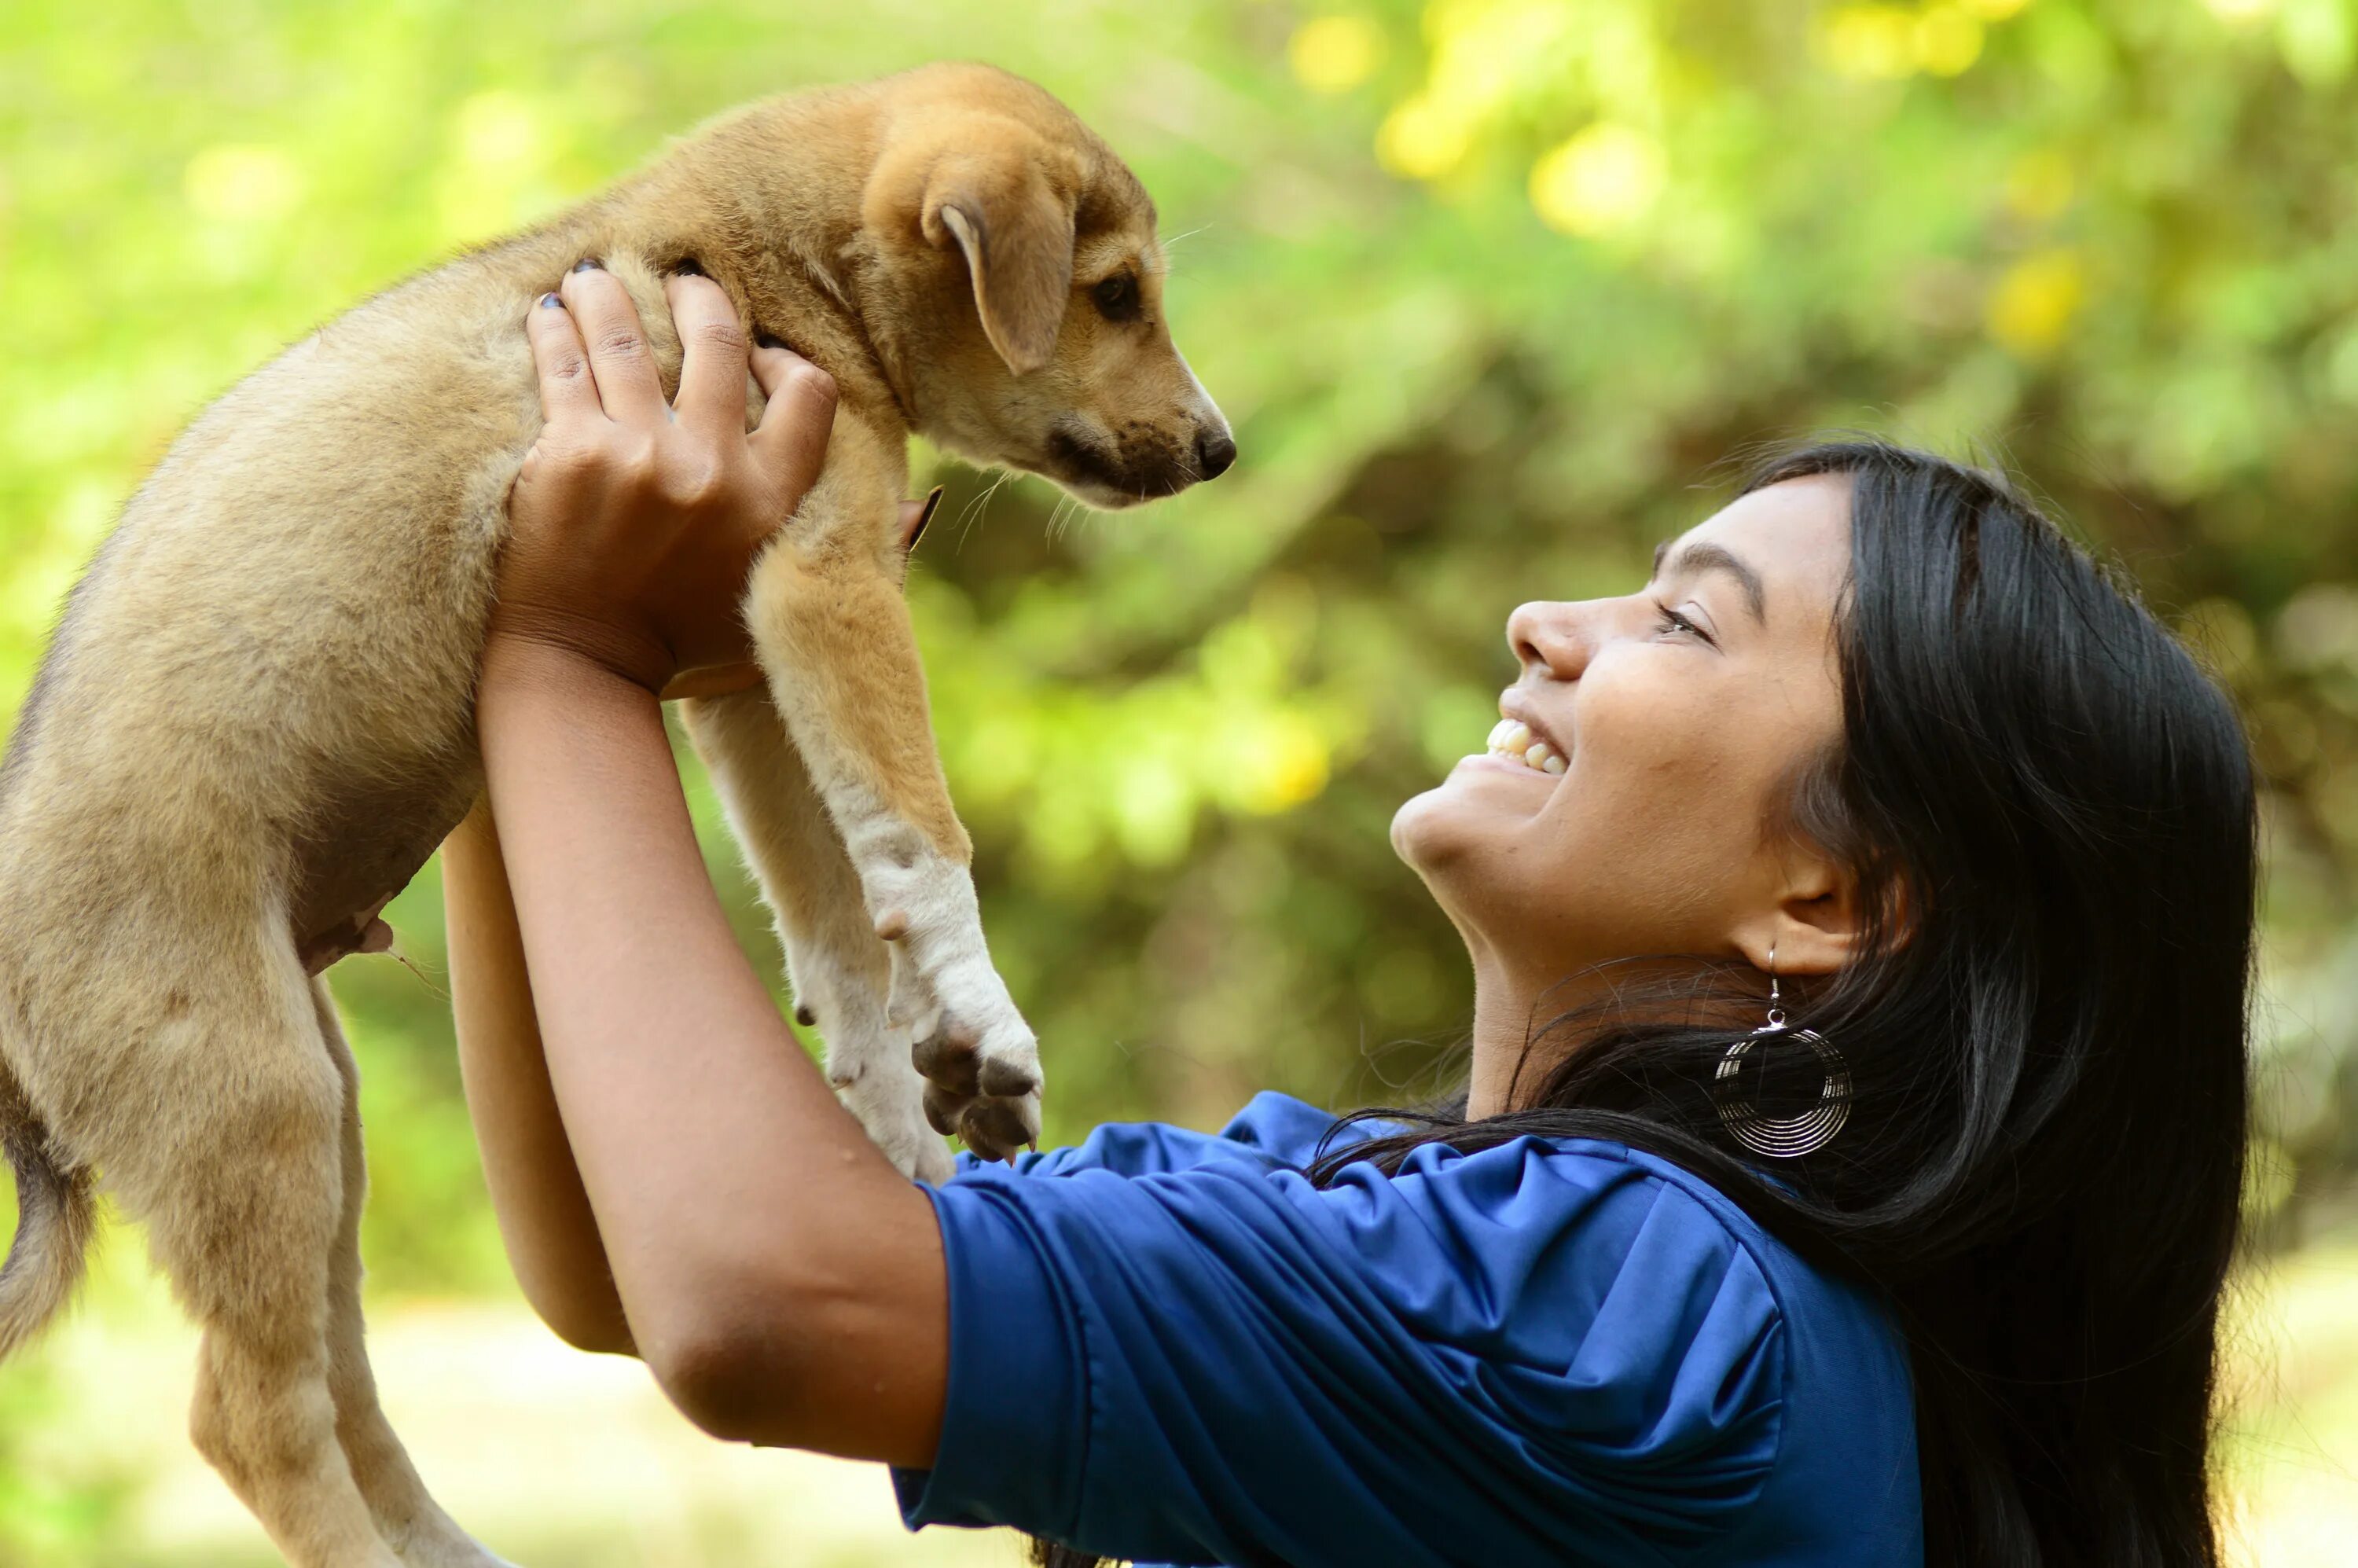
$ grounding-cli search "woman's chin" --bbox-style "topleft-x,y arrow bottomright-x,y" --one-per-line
1391,757 -> 1552,867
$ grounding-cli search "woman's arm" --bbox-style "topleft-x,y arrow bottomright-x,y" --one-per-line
443,798 -> 634,1357
479,643 -> 948,1460
473,265 -> 949,1464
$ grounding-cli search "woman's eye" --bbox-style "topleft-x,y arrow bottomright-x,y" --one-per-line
1653,602 -> 1711,643
1092,274 -> 1140,321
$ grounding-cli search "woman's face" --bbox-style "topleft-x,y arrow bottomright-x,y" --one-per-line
1392,474 -> 1856,991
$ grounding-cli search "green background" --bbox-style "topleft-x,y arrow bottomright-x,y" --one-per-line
2,0 -> 2356,1561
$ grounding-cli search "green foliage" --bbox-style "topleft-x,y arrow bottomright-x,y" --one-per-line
5,0 -> 2358,1394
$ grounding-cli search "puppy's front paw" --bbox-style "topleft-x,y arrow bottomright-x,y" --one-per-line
903,966 -> 1041,1164
910,1004 -> 1042,1160
865,857 -> 1044,1164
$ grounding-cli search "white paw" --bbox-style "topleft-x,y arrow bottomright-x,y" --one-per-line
908,957 -> 1042,1164
861,850 -> 1044,1163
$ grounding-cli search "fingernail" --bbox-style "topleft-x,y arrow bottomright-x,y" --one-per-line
538,292 -> 563,309
571,258 -> 601,273
755,329 -> 788,351
673,255 -> 706,277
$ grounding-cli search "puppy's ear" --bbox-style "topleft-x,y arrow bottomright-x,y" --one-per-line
927,162 -> 1075,375
877,120 -> 1080,375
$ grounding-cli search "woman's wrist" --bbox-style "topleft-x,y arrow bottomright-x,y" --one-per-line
482,608 -> 678,700
480,626 -> 669,712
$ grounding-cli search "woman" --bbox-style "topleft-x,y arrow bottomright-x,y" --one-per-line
447,266 -> 2255,1566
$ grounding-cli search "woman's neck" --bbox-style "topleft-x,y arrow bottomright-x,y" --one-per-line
1466,957 -> 1592,1118
1466,953 -> 1745,1118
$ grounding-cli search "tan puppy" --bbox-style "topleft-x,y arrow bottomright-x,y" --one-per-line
0,63 -> 1229,1568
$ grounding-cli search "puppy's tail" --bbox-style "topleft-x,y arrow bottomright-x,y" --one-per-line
0,1061 -> 94,1364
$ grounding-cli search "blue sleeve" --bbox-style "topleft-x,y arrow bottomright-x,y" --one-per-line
894,1136 -> 1787,1568
947,1090 -> 1380,1182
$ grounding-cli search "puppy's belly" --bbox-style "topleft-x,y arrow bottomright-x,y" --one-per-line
287,756 -> 481,948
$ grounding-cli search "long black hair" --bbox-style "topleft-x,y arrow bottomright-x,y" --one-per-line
1038,437 -> 2258,1568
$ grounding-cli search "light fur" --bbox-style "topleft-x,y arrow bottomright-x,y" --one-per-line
0,62 -> 1226,1566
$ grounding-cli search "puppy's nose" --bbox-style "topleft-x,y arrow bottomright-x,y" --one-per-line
1196,427 -> 1237,481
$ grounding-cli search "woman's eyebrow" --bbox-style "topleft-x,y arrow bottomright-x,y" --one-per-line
1651,538 -> 1767,626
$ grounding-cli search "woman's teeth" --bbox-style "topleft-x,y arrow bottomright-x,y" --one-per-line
1485,718 -> 1566,775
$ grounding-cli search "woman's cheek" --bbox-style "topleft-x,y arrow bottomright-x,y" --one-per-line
1533,667 -> 1732,877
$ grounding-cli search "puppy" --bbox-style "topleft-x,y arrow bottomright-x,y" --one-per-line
0,62 -> 1229,1567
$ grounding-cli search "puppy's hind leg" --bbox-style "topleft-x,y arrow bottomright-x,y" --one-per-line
122,947 -> 401,1567
310,980 -> 516,1568
681,688 -> 952,1184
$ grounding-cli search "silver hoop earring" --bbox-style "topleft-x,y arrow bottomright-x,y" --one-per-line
1712,953 -> 1851,1159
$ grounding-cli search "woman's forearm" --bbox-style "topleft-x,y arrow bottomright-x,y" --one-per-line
443,798 -> 635,1356
474,637 -> 948,1463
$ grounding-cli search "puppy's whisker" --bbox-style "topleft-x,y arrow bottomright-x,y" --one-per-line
955,467 -> 1012,549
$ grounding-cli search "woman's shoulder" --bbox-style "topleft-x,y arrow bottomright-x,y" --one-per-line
926,1100 -> 1920,1562
1335,1129 -> 1912,1396
986,1094 -> 1846,1320
1320,1129 -> 1921,1560
958,1092 -> 1905,1409
951,1089 -> 1366,1183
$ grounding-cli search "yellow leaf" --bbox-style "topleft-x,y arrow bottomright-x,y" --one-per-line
1376,94 -> 1473,181
1820,5 -> 1920,79
1529,123 -> 1666,237
1986,249 -> 2085,358
1289,15 -> 1387,95
1915,6 -> 1986,75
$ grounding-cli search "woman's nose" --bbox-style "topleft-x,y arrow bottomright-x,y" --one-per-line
1506,600 -> 1592,681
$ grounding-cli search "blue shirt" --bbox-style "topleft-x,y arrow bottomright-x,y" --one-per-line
893,1092 -> 1922,1566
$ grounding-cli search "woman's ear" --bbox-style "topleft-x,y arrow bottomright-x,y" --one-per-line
1734,851 -> 1864,979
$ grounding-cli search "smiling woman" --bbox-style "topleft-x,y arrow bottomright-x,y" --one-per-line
451,412 -> 2254,1568
1350,439 -> 2258,1568
1392,473 -> 1857,1122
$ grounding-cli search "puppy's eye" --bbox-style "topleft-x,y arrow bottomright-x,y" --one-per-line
1092,273 -> 1140,321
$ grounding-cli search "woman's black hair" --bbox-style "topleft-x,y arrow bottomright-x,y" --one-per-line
1035,436 -> 2257,1568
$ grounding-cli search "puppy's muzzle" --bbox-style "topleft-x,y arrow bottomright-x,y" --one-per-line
1050,413 -> 1236,508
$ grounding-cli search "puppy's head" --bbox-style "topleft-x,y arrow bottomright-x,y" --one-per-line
862,67 -> 1232,509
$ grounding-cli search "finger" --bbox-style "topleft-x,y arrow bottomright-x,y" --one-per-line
666,272 -> 754,432
557,260 -> 667,422
749,341 -> 839,491
524,292 -> 601,427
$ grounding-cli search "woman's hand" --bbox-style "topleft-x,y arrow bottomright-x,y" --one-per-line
494,264 -> 839,696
